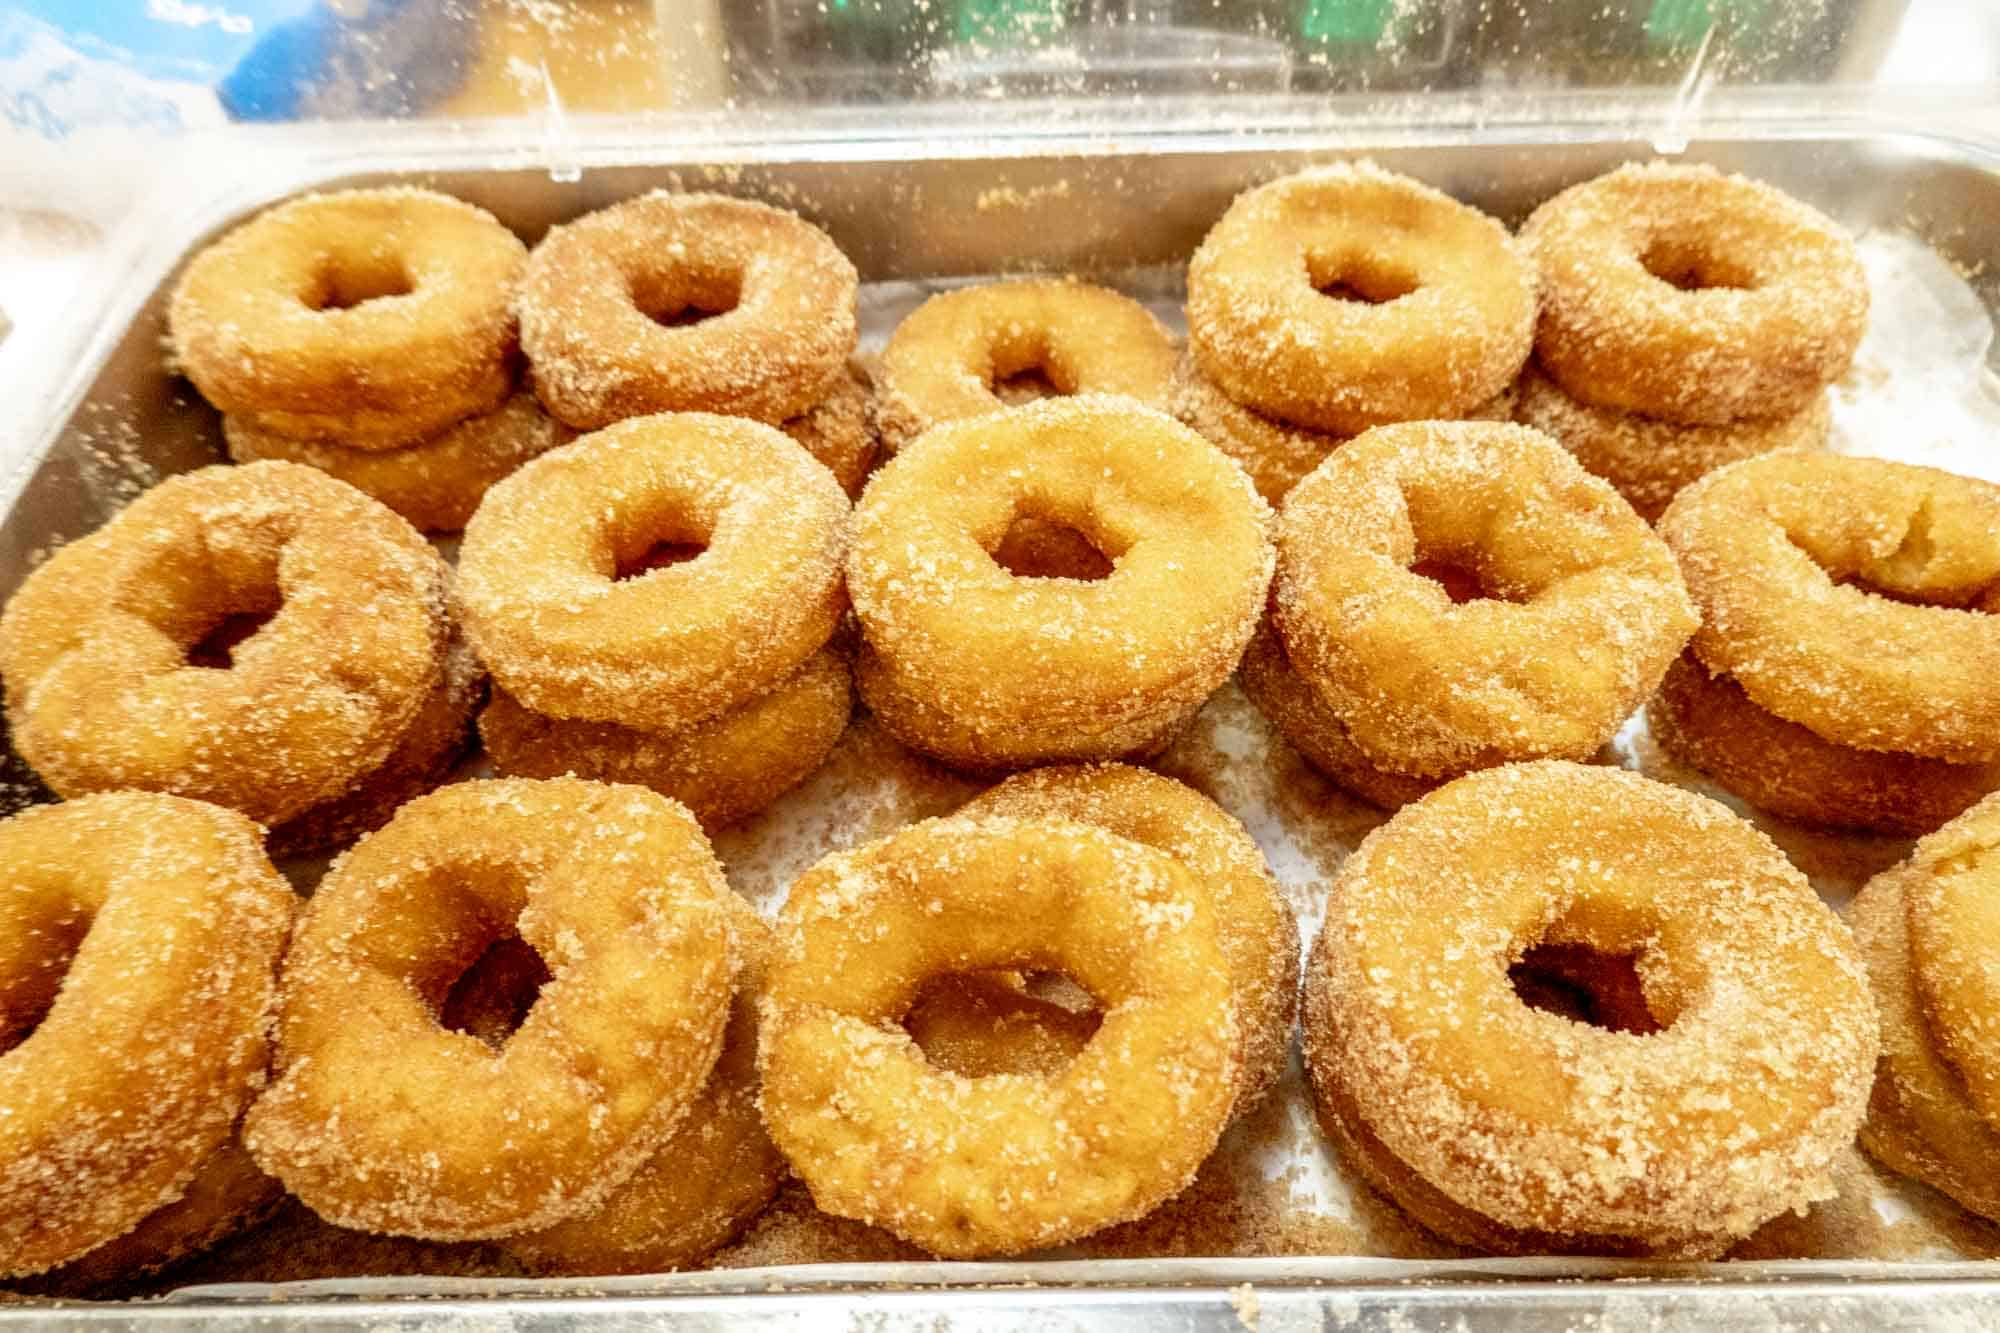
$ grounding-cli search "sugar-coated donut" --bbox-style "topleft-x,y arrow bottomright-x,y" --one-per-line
1660,451 -> 2000,763
1902,795 -> 2000,1128
875,280 -> 1176,452
0,793 -> 293,1277
0,461 -> 450,827
1186,162 -> 1534,435
760,815 -> 1242,1257
458,413 -> 850,735
1522,162 -> 1866,424
1304,762 -> 1876,1253
849,396 -> 1271,771
517,192 -> 857,429
244,778 -> 744,1240
1272,421 -> 1694,782
782,364 -> 878,497
170,187 -> 525,448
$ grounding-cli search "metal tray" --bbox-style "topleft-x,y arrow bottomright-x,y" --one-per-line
9,95 -> 2000,1327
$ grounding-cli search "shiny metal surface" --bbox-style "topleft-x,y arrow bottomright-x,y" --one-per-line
6,99 -> 2000,1324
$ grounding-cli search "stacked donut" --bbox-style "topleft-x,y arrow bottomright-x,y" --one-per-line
1850,792 -> 2000,1221
515,191 -> 877,496
1179,162 -> 1535,503
1516,162 -> 1867,521
460,414 -> 856,830
171,187 -> 568,534
1654,451 -> 2000,834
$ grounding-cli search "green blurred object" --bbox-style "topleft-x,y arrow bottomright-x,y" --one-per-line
1299,0 -> 1394,45
957,0 -> 1065,45
1644,0 -> 1773,49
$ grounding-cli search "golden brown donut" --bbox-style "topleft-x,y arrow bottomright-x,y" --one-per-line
1650,650 -> 1998,837
0,462 -> 450,827
0,793 -> 293,1277
1660,451 -> 2000,763
875,280 -> 1176,452
960,763 -> 1298,1115
1304,761 -> 1877,1253
848,396 -> 1271,771
1272,421 -> 1695,781
517,192 -> 857,429
1901,795 -> 2000,1127
1186,162 -> 1534,435
224,391 -> 568,534
479,647 -> 852,831
1513,362 -> 1830,522
458,414 -> 850,735
782,363 -> 878,497
244,778 -> 743,1240
1522,162 -> 1867,424
170,187 -> 524,448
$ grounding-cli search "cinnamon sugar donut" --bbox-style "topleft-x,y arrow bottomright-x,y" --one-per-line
961,763 -> 1298,1114
224,391 -> 568,534
1272,421 -> 1695,782
1901,795 -> 2000,1127
0,462 -> 451,827
849,396 -> 1271,771
1522,162 -> 1867,424
1185,162 -> 1534,435
1650,650 -> 1998,836
875,280 -> 1176,452
782,364 -> 878,497
0,793 -> 293,1277
1514,363 -> 1830,522
760,814 -> 1241,1257
1304,762 -> 1877,1253
517,192 -> 857,429
479,647 -> 852,831
1660,451 -> 2000,763
170,187 -> 524,449
458,414 -> 850,735
244,778 -> 743,1240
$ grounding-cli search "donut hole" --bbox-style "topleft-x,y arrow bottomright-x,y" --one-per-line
1409,548 -> 1525,606
306,254 -> 415,312
992,517 -> 1118,581
630,268 -> 741,329
1509,942 -> 1665,1036
902,968 -> 1103,1078
0,910 -> 87,1055
609,508 -> 715,582
436,935 -> 552,1052
993,366 -> 1064,406
1307,252 -> 1420,306
186,604 -> 281,669
1637,239 -> 1757,294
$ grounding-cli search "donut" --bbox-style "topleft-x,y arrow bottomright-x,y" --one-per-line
0,461 -> 451,827
243,777 -> 744,1240
1303,761 -> 1876,1254
1901,795 -> 2000,1126
505,904 -> 786,1275
458,413 -> 850,735
1659,451 -> 2000,763
0,792 -> 294,1277
848,396 -> 1271,771
960,763 -> 1298,1114
1237,618 -> 1438,810
760,814 -> 1242,1256
1185,162 -> 1534,435
169,187 -> 525,448
479,647 -> 852,831
224,391 -> 568,534
901,972 -> 1100,1079
517,191 -> 857,430
266,630 -> 484,858
1650,650 -> 1999,836
1513,363 -> 1830,522
782,364 -> 878,497
1521,162 -> 1867,424
874,280 -> 1176,452
1271,421 -> 1695,782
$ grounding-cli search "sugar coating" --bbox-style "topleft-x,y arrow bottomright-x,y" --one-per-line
0,461 -> 452,827
1185,161 -> 1534,436
1899,794 -> 2000,1139
1660,450 -> 2000,763
781,364 -> 880,498
515,190 -> 857,430
1272,420 -> 1696,781
1302,761 -> 1878,1248
169,186 -> 524,447
1513,361 -> 1831,522
875,279 -> 1176,453
0,793 -> 295,1277
1522,161 -> 1867,426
